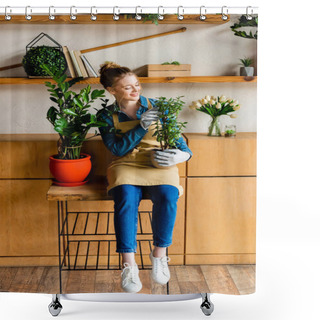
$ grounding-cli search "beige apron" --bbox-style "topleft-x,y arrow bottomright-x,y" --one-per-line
107,98 -> 183,197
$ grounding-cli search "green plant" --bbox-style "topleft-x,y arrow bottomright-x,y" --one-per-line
41,64 -> 108,160
22,45 -> 67,76
153,96 -> 187,150
124,14 -> 160,25
230,15 -> 258,40
225,129 -> 236,135
240,58 -> 253,67
161,61 -> 181,65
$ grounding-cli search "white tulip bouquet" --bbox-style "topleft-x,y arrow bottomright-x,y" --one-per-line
189,95 -> 240,136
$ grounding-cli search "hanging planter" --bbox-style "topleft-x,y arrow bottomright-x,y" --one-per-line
22,33 -> 67,78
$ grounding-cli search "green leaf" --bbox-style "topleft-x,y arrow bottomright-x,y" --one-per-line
58,74 -> 67,83
54,118 -> 68,134
63,109 -> 78,116
64,91 -> 72,100
73,97 -> 83,108
83,92 -> 89,104
46,106 -> 59,124
44,81 -> 55,89
91,89 -> 105,100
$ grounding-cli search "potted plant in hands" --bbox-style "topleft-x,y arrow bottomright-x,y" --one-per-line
151,96 -> 187,168
41,64 -> 107,186
239,57 -> 254,76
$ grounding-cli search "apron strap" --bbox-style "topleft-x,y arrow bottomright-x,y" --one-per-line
113,98 -> 153,129
112,113 -> 120,129
147,98 -> 153,110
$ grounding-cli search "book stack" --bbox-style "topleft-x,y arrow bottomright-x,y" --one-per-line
62,46 -> 98,78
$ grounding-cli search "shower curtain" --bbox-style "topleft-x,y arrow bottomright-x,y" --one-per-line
0,10 -> 257,297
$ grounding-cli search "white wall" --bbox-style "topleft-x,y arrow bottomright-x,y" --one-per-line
0,15 -> 257,134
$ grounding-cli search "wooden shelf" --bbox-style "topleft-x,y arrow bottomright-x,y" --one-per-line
0,14 -> 229,25
0,76 -> 257,85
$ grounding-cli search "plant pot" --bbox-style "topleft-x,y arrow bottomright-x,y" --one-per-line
49,153 -> 92,186
150,149 -> 174,169
240,67 -> 254,76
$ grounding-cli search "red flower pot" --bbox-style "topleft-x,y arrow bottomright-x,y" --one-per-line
49,153 -> 92,186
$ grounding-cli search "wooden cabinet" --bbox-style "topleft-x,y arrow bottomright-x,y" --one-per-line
184,133 -> 256,264
0,133 -> 256,266
186,132 -> 256,177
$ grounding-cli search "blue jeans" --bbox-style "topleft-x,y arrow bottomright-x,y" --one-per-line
112,184 -> 179,253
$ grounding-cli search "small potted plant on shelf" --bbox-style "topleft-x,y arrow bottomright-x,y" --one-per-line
41,64 -> 107,186
189,95 -> 240,136
224,125 -> 237,137
239,57 -> 254,76
151,96 -> 187,168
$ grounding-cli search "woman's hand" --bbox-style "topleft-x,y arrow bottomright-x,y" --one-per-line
140,107 -> 160,130
153,149 -> 191,167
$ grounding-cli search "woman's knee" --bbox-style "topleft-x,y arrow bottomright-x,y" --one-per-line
150,185 -> 179,203
113,185 -> 141,210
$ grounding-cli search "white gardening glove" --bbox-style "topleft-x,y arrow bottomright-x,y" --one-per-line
153,149 -> 191,167
140,107 -> 160,130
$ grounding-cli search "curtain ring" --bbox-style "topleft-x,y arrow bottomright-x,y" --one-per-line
113,6 -> 120,21
5,6 -> 12,21
25,6 -> 32,20
246,6 -> 253,20
200,6 -> 206,21
90,6 -> 97,21
135,6 -> 142,20
158,6 -> 164,20
70,6 -> 77,20
49,6 -> 55,20
221,6 -> 228,21
177,6 -> 184,20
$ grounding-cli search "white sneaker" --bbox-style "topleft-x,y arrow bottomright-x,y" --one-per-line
121,263 -> 142,293
149,252 -> 171,285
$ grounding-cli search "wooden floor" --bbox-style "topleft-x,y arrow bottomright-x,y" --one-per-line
0,265 -> 255,295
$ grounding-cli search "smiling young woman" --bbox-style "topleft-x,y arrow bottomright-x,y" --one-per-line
97,61 -> 192,293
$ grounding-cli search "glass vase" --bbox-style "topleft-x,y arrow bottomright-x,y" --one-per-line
208,117 -> 222,136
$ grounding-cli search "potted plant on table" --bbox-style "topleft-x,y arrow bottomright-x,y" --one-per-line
151,96 -> 187,168
189,95 -> 240,136
41,64 -> 107,186
239,57 -> 254,76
